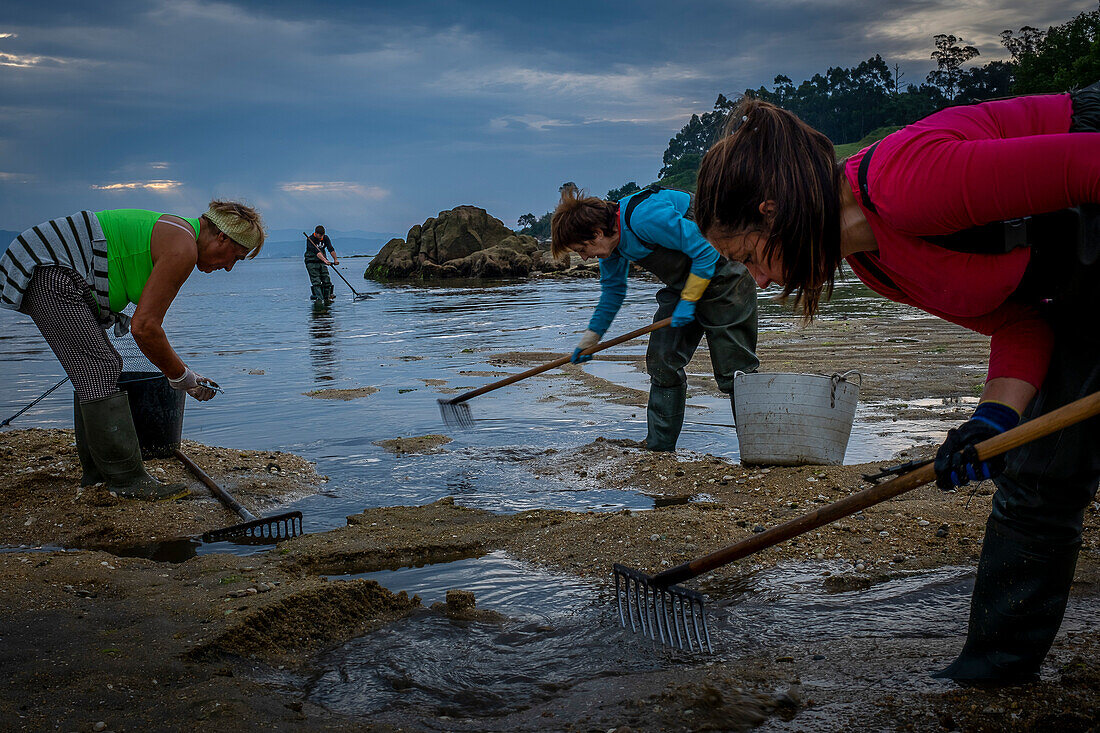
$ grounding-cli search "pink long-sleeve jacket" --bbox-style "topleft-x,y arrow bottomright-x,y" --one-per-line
843,93 -> 1100,389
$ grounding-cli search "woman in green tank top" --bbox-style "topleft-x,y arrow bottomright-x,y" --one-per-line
1,199 -> 265,501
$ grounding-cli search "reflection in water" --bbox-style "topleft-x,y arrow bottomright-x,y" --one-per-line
0,259 -> 947,538
309,306 -> 339,382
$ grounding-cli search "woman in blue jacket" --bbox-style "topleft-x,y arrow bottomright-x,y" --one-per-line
552,185 -> 759,450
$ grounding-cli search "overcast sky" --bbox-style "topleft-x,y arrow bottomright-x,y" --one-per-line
0,1 -> 1089,235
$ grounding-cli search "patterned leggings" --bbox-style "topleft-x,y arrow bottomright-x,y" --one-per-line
18,266 -> 121,402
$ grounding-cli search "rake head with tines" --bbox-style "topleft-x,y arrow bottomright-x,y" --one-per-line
173,449 -> 306,547
202,510 -> 304,545
438,398 -> 474,429
609,391 -> 1100,657
436,319 -> 675,430
613,563 -> 712,653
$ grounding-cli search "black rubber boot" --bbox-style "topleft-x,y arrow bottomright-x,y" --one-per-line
645,383 -> 686,452
323,283 -> 335,302
79,392 -> 189,501
73,392 -> 103,487
310,285 -> 324,301
934,518 -> 1080,685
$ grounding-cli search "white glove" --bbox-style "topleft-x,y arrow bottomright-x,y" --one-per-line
571,329 -> 601,364
577,330 -> 600,351
168,366 -> 220,402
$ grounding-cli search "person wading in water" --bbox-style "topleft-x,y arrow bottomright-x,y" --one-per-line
305,225 -> 338,303
551,185 -> 758,451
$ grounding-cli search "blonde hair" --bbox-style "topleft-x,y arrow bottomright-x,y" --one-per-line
202,199 -> 266,258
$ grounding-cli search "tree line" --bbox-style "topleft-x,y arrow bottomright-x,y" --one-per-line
518,4 -> 1099,238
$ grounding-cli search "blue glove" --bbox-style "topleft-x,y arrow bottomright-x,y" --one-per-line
670,298 -> 697,328
934,401 -> 1020,490
571,347 -> 593,364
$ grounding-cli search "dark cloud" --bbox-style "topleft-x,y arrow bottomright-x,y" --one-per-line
0,0 -> 1090,230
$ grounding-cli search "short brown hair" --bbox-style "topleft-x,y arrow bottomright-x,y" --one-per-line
550,187 -> 618,259
695,96 -> 844,319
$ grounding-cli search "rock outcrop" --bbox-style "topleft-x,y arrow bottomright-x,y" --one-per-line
365,206 -> 569,280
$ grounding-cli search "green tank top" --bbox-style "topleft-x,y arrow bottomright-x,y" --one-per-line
94,210 -> 200,312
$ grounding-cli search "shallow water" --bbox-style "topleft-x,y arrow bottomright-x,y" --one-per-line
0,260 -> 1084,726
310,552 -> 1099,725
0,259 -> 932,537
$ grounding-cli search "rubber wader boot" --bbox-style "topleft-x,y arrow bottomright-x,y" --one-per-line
934,518 -> 1080,684
324,283 -> 335,302
645,383 -> 687,452
79,392 -> 189,501
73,392 -> 103,486
310,284 -> 324,301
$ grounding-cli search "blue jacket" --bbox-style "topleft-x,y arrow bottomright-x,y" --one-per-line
587,188 -> 720,336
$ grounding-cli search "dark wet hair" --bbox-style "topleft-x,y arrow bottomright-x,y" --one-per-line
695,96 -> 845,319
315,225 -> 326,235
550,187 -> 618,259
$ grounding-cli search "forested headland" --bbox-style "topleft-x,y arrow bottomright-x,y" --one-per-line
518,4 -> 1099,240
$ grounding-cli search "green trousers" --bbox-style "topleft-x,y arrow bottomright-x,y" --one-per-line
305,256 -> 333,301
644,261 -> 759,450
646,260 -> 759,393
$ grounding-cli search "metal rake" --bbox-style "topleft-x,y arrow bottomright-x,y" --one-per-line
438,318 -> 672,428
611,389 -> 1100,653
201,510 -> 303,544
174,449 -> 304,545
613,563 -> 712,653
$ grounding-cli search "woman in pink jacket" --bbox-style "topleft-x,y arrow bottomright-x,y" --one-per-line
694,83 -> 1099,684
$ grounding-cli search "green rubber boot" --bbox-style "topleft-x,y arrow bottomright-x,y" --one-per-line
73,392 -> 103,486
79,392 -> 189,501
645,383 -> 687,452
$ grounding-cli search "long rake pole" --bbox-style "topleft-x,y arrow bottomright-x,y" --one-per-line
446,317 -> 673,407
650,389 -> 1100,588
174,448 -> 256,521
2,376 -> 71,427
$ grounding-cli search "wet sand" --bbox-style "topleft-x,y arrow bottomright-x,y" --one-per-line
374,434 -> 453,455
303,386 -> 379,400
3,311 -> 1100,731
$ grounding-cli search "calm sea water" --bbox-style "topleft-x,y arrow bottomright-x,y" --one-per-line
0,258 -> 941,530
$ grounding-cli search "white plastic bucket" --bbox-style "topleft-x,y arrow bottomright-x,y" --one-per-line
733,371 -> 861,466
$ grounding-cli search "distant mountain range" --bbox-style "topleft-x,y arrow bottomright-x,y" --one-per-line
0,228 -> 402,260
259,231 -> 401,259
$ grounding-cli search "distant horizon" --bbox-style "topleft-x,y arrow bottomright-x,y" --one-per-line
0,1 -> 1088,233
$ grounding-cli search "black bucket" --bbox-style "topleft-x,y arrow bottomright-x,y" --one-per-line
117,371 -> 186,459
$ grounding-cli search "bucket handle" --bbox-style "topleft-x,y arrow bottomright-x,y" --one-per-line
830,370 -> 862,408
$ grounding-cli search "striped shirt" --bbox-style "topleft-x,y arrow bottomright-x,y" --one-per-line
0,211 -> 120,331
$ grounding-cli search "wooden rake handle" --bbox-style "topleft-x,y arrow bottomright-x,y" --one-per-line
651,389 -> 1100,587
446,317 -> 673,405
174,448 -> 257,523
